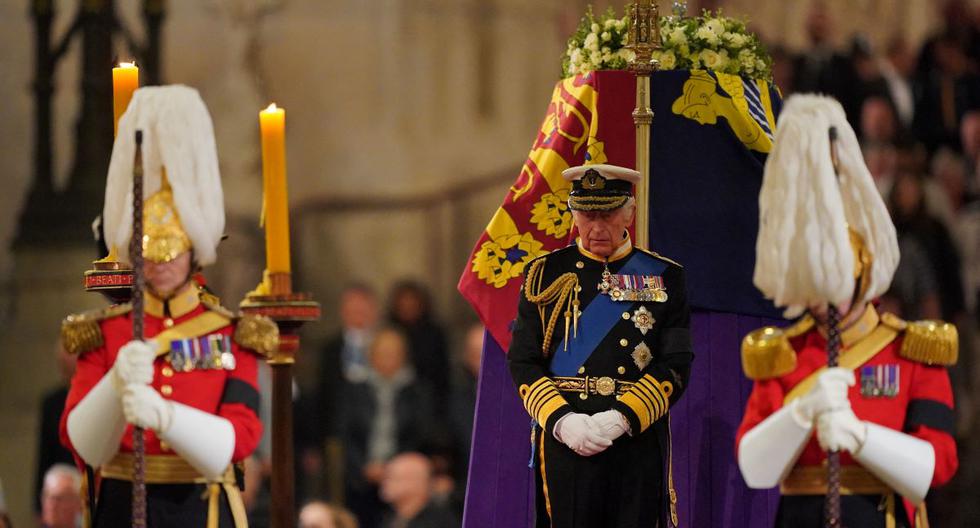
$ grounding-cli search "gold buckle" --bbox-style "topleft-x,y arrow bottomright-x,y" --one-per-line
595,376 -> 616,396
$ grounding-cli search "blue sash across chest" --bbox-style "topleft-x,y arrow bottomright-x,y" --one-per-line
549,252 -> 666,376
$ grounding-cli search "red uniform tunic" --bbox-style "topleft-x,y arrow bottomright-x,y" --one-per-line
58,286 -> 271,527
736,308 -> 958,527
60,288 -> 263,462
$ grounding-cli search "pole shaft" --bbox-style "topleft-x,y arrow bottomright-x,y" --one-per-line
633,74 -> 652,249
270,362 -> 295,528
130,131 -> 147,528
824,306 -> 843,528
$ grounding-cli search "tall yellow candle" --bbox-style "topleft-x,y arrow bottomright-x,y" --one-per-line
259,103 -> 291,274
112,62 -> 139,136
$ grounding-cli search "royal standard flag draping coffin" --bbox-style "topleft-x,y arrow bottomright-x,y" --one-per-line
458,68 -> 783,528
458,71 -> 636,351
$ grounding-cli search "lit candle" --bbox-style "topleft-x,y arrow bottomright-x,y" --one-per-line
112,62 -> 139,136
259,103 -> 291,274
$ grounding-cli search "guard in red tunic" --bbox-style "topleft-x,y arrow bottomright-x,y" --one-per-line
735,95 -> 958,528
59,86 -> 278,527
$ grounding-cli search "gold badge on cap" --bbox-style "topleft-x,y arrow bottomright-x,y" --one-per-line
581,169 -> 606,190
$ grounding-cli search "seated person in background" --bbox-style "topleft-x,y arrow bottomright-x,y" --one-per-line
40,464 -> 83,528
379,453 -> 459,528
299,500 -> 359,528
340,328 -> 435,528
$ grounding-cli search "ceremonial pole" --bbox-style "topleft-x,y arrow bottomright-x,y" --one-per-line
627,0 -> 661,249
824,127 -> 843,528
241,103 -> 320,528
129,130 -> 148,528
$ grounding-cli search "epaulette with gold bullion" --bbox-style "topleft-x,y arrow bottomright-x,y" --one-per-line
233,313 -> 280,358
741,316 -> 814,380
61,304 -> 133,355
880,312 -> 958,366
636,247 -> 684,268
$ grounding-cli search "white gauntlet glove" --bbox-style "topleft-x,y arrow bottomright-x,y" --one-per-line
122,384 -> 174,432
738,368 -> 854,489
816,407 -> 867,454
792,368 -> 854,427
592,409 -> 629,441
112,340 -> 156,389
554,413 -> 613,456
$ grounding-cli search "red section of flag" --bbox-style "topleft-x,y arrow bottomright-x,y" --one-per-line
459,71 -> 636,351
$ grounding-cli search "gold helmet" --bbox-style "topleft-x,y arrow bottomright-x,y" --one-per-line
142,174 -> 192,263
848,227 -> 874,305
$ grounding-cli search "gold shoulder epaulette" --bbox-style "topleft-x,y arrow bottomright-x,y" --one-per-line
898,317 -> 958,366
61,304 -> 132,355
741,325 -> 797,380
637,248 -> 683,268
233,313 -> 279,358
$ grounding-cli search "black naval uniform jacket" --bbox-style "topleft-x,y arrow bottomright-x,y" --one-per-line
508,241 -> 693,528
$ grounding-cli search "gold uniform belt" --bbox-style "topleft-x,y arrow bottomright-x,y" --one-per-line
779,465 -> 927,528
780,465 -> 890,496
101,453 -> 248,528
553,376 -> 634,397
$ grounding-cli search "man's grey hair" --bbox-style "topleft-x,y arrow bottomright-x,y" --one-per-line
43,464 -> 82,492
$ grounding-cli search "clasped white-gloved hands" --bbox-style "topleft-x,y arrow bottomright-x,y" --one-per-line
792,367 -> 855,428
554,413 -> 612,456
122,384 -> 174,433
592,409 -> 629,441
817,407 -> 868,454
112,340 -> 156,389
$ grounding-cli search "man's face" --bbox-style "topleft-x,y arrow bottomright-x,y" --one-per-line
144,251 -> 192,297
379,456 -> 430,505
369,332 -> 407,379
298,503 -> 335,528
340,290 -> 378,331
572,205 -> 635,257
41,474 -> 82,528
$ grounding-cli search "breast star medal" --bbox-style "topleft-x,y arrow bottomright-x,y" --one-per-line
631,306 -> 655,335
632,342 -> 653,370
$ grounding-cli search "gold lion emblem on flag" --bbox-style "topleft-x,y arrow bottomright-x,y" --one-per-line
530,189 -> 573,239
471,230 -> 547,289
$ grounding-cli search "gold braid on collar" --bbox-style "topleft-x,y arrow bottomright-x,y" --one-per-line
523,258 -> 580,357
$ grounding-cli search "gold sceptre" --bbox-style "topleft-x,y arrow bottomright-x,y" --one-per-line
627,0 -> 661,250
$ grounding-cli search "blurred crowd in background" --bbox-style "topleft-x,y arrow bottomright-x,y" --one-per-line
7,0 -> 980,527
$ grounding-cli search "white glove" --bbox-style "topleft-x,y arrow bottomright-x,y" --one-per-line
816,407 -> 868,453
122,384 -> 174,432
554,413 -> 613,456
592,409 -> 629,441
792,368 -> 854,427
112,340 -> 156,389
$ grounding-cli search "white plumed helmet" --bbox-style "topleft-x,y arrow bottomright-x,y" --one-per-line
103,85 -> 225,267
754,94 -> 899,318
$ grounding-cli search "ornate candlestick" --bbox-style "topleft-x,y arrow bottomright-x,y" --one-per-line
243,101 -> 320,528
240,275 -> 319,528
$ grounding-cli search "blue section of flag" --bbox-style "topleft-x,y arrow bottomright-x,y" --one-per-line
647,70 -> 784,319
